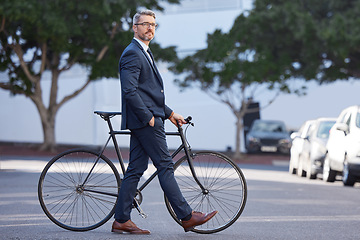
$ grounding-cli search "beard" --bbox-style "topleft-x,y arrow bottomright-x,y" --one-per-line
138,30 -> 154,42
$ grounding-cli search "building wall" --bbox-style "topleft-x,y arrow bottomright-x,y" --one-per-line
0,0 -> 250,151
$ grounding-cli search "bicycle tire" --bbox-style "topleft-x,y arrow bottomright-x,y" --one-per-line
164,151 -> 247,234
38,149 -> 121,231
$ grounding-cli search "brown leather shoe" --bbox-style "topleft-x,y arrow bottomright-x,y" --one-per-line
182,210 -> 218,232
111,220 -> 150,234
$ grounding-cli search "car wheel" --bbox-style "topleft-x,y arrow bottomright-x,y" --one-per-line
297,155 -> 306,177
279,147 -> 290,155
343,161 -> 356,187
323,154 -> 336,182
306,160 -> 316,180
289,159 -> 296,174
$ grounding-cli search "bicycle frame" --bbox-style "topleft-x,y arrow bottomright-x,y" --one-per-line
92,111 -> 206,194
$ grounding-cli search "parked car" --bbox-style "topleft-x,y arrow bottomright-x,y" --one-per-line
290,118 -> 336,179
289,120 -> 314,175
245,119 -> 291,154
323,105 -> 360,186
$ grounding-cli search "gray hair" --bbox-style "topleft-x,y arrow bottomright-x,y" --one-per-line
133,9 -> 156,24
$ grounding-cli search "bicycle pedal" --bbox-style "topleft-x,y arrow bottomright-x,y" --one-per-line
139,212 -> 148,218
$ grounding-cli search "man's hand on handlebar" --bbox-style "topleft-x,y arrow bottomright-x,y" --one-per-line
169,112 -> 187,127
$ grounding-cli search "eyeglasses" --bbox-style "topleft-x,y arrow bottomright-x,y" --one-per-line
134,22 -> 159,29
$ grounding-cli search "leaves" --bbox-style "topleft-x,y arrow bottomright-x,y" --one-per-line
0,0 -> 180,150
0,0 -> 180,93
171,0 -> 360,155
174,0 -> 360,101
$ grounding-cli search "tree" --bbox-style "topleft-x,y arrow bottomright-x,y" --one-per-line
0,0 -> 179,150
172,28 -> 292,158
230,0 -> 360,83
172,0 -> 360,157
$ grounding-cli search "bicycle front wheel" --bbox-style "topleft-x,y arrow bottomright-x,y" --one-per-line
165,151 -> 247,234
38,149 -> 121,231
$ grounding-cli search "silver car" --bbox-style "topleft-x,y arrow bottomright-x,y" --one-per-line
291,118 -> 336,179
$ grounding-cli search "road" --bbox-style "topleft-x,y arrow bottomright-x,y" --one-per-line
0,155 -> 359,240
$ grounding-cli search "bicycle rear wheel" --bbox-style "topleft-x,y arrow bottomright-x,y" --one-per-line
38,149 -> 121,231
165,151 -> 247,234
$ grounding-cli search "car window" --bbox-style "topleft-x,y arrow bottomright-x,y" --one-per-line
345,114 -> 351,132
340,111 -> 351,124
300,122 -> 313,138
316,121 -> 336,139
356,112 -> 360,128
346,114 -> 351,126
306,124 -> 315,137
251,121 -> 286,133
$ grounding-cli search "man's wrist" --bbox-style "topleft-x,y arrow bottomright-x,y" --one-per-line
168,111 -> 174,119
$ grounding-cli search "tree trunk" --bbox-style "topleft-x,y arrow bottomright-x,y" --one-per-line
28,66 -> 61,152
29,86 -> 58,151
233,116 -> 243,159
39,110 -> 56,151
5,41 -> 93,152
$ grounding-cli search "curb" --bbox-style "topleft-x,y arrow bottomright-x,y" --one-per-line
0,142 -> 290,166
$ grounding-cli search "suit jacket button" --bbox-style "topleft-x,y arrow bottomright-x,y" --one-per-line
161,90 -> 164,93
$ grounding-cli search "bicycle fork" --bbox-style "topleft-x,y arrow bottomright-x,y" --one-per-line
177,125 -> 207,193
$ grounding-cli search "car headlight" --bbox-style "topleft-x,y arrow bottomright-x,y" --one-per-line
279,139 -> 290,145
248,136 -> 260,143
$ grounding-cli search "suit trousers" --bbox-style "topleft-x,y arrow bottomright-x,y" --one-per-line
114,117 -> 192,222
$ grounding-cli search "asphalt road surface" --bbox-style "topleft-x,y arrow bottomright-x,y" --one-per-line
1,155 -> 359,240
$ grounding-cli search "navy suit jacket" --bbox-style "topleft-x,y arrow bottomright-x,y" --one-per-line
119,39 -> 172,130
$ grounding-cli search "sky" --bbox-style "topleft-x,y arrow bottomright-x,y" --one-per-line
0,0 -> 359,151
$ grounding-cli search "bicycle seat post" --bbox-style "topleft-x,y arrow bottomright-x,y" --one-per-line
94,111 -> 127,174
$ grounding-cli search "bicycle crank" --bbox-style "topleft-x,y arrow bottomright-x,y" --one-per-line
133,190 -> 147,218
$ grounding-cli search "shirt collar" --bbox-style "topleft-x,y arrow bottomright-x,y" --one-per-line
134,37 -> 149,52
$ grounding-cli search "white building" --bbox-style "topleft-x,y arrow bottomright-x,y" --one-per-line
1,0 -> 358,151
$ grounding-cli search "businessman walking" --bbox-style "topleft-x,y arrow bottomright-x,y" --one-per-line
112,10 -> 217,234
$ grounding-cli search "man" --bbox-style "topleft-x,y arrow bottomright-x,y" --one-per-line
112,10 -> 217,234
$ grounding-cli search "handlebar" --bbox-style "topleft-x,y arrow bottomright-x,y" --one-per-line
185,116 -> 192,124
177,116 -> 194,128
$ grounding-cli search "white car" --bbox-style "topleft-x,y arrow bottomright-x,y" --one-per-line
289,120 -> 314,175
323,105 -> 360,186
289,118 -> 335,179
298,118 -> 336,179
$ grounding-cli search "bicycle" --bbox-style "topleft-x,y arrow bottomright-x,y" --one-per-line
38,111 -> 247,234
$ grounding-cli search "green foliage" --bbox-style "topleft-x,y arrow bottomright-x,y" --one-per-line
173,0 -> 360,98
0,0 -> 180,93
235,0 -> 360,83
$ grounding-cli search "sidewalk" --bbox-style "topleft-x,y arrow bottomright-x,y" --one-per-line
0,142 -> 78,158
0,141 -> 290,166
